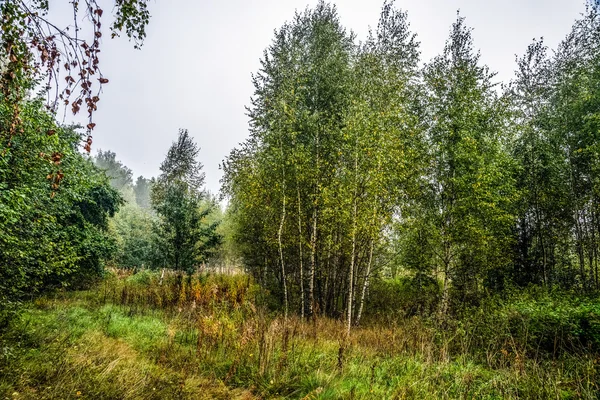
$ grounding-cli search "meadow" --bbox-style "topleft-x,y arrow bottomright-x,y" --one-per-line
1,270 -> 598,399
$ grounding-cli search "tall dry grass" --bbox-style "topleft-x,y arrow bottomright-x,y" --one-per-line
1,269 -> 598,399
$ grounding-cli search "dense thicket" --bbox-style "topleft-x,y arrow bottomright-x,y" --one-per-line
510,8 -> 600,291
222,0 -> 600,329
0,95 -> 122,324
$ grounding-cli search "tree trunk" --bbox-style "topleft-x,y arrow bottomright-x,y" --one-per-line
575,208 -> 585,289
534,196 -> 548,287
278,139 -> 288,318
346,200 -> 358,336
438,236 -> 452,321
592,201 -> 600,290
309,207 -> 317,317
296,183 -> 305,319
278,194 -> 288,318
355,238 -> 374,326
309,131 -> 320,318
323,238 -> 331,316
439,262 -> 450,319
346,145 -> 359,337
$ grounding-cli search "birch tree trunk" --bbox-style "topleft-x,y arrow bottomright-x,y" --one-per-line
346,144 -> 359,336
278,140 -> 289,318
296,182 -> 305,319
355,238 -> 374,326
309,130 -> 320,317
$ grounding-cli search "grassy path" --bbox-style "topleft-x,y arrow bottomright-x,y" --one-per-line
0,299 -> 255,399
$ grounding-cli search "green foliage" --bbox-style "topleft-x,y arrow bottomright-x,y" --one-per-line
133,175 -> 153,209
224,1 -> 600,323
111,0 -> 152,48
2,4 -> 600,399
365,276 -> 440,322
90,141 -> 224,274
223,0 -> 424,324
125,268 -> 156,285
0,0 -> 153,325
502,293 -> 600,354
109,199 -> 155,269
151,129 -> 221,272
510,5 -> 600,291
91,151 -> 157,270
410,13 -> 518,311
0,96 -> 122,325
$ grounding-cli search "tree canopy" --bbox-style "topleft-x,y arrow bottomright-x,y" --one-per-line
222,0 -> 600,332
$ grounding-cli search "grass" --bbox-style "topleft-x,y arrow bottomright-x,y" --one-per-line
1,270 -> 598,399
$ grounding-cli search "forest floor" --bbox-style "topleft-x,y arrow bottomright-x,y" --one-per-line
0,271 -> 598,399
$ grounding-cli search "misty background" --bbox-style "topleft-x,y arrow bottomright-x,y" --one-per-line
54,0 -> 586,195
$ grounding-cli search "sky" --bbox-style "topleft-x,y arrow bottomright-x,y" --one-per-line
52,0 -> 587,195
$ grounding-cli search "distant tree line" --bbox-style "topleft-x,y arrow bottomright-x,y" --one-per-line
221,0 -> 600,332
95,130 -> 222,274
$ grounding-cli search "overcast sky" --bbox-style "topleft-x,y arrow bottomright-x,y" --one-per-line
57,0 -> 587,195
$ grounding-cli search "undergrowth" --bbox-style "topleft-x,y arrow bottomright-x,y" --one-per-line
1,270 -> 598,399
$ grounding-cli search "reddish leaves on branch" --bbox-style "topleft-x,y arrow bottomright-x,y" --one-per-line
83,135 -> 93,153
1,0 -> 150,196
46,155 -> 65,197
1,1 -> 111,150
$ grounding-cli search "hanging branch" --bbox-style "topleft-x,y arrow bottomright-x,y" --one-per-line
0,0 -> 150,150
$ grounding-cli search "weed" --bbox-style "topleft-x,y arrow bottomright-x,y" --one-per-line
1,270 -> 598,399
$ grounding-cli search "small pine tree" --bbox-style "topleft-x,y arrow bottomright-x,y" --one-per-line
151,129 -> 221,273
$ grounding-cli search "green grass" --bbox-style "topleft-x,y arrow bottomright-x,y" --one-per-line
0,301 -> 253,399
1,271 -> 598,399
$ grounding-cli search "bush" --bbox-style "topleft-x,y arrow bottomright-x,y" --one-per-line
126,269 -> 158,286
0,97 -> 122,325
365,275 -> 440,323
505,294 -> 600,355
448,290 -> 600,361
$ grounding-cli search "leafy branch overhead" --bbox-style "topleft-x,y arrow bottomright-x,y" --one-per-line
0,0 -> 151,150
